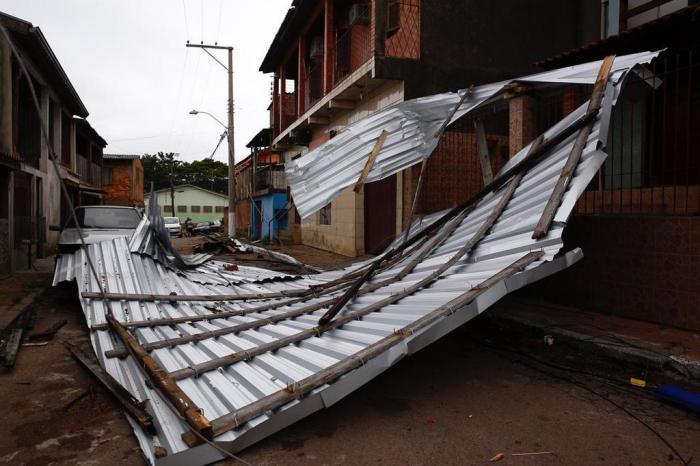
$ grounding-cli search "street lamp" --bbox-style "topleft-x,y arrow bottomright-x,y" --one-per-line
189,108 -> 236,237
189,110 -> 227,130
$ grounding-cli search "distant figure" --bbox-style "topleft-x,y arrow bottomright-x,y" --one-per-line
185,217 -> 194,237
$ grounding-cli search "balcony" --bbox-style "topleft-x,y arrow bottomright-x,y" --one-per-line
77,154 -> 102,188
254,165 -> 287,195
269,0 -> 421,147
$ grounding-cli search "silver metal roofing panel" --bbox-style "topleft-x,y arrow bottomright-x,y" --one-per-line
51,54 -> 655,465
286,50 -> 661,218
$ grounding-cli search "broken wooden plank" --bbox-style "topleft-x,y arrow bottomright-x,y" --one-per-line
532,55 -> 615,239
1,328 -> 23,367
81,288 -> 311,302
68,343 -> 155,432
106,314 -> 213,439
353,130 -> 389,193
474,118 -> 494,184
181,251 -> 543,446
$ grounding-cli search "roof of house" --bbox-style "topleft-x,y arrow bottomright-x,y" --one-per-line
259,0 -> 318,73
74,117 -> 107,147
245,128 -> 272,148
0,11 -> 89,118
535,5 -> 700,69
144,184 -> 228,199
103,153 -> 141,160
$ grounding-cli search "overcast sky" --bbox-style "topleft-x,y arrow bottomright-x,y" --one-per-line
3,0 -> 290,163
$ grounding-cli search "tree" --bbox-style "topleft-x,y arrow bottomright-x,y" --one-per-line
142,153 -> 228,195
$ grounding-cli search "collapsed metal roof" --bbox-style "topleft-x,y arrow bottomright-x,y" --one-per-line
53,51 -> 659,465
286,51 -> 660,219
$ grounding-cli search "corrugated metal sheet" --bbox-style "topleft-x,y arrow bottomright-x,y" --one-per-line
286,50 -> 661,218
52,54 -> 654,465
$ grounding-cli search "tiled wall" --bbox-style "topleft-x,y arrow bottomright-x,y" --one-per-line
524,215 -> 700,331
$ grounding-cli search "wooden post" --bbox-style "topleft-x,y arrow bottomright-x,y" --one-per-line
279,65 -> 286,131
508,94 -> 537,158
474,119 -> 493,185
297,37 -> 306,116
106,314 -> 213,439
354,130 -> 389,192
532,55 -> 615,239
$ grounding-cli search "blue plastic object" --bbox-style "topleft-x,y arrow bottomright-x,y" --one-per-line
656,384 -> 700,414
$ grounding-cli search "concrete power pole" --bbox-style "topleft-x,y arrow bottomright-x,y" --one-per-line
186,42 -> 236,237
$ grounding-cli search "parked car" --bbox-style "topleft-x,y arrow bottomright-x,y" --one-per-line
58,206 -> 143,253
163,217 -> 182,236
192,220 -> 223,236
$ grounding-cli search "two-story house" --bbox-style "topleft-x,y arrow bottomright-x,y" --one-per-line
0,11 -> 106,274
260,0 -> 600,257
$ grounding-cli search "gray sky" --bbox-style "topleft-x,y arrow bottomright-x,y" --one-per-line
2,0 -> 290,163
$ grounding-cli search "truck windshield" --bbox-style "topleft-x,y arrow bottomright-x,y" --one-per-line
69,207 -> 142,229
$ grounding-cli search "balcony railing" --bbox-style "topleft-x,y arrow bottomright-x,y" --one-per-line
254,165 -> 287,192
77,154 -> 102,188
334,19 -> 372,85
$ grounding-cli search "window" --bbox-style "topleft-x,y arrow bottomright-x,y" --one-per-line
215,206 -> 224,213
191,205 -> 201,213
203,205 -> 213,213
386,0 -> 400,35
102,167 -> 113,186
319,203 -> 331,225
163,205 -> 173,213
177,205 -> 187,213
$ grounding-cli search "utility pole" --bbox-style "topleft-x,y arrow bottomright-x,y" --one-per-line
186,41 -> 236,237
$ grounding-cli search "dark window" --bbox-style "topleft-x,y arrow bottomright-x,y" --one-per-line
191,205 -> 201,213
203,205 -> 213,213
163,205 -> 173,213
177,205 -> 187,212
102,167 -> 113,186
386,0 -> 400,35
215,206 -> 224,213
319,203 -> 331,225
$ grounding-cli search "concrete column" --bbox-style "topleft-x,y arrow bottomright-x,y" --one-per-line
69,119 -> 76,171
297,37 -> 306,115
39,88 -> 49,171
53,104 -> 61,158
323,0 -> 334,94
508,95 -> 537,158
0,36 -> 12,156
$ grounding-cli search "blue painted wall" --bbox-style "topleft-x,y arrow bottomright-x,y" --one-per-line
250,192 -> 288,240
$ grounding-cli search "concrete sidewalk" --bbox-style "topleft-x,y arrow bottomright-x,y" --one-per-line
486,296 -> 700,381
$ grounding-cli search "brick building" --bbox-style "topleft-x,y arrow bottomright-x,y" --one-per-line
102,153 -> 144,208
519,1 -> 700,331
260,0 -> 600,256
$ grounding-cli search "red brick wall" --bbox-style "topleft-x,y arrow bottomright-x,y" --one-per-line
103,159 -> 143,207
523,215 -> 700,331
403,131 -> 508,220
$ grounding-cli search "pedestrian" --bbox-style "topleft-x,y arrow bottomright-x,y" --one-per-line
185,217 -> 194,237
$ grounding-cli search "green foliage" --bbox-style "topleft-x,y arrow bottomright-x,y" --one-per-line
143,152 -> 228,194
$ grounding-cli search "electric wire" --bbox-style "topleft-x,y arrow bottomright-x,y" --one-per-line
473,338 -> 693,465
